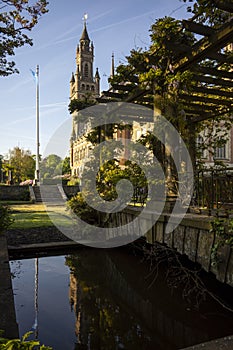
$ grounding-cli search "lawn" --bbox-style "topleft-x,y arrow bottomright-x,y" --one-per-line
9,204 -> 53,229
9,203 -> 72,230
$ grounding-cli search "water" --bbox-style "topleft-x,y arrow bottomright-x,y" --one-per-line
10,248 -> 233,350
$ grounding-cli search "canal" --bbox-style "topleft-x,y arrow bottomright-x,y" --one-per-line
10,246 -> 233,350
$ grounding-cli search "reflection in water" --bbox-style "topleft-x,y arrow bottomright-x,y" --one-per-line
10,248 -> 233,350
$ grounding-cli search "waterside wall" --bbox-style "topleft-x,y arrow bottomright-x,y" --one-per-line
116,207 -> 233,287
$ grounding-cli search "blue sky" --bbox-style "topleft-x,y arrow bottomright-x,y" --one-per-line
0,0 -> 190,158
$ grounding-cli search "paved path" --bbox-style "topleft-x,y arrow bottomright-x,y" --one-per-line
0,234 -> 18,338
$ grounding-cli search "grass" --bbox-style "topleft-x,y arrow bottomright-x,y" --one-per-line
10,203 -> 53,229
8,203 -> 72,230
0,200 -> 32,205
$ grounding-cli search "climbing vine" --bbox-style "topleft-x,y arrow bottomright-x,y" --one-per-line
210,217 -> 233,266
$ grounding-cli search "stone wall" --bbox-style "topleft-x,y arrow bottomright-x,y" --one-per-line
62,185 -> 80,199
111,207 -> 233,288
0,185 -> 30,201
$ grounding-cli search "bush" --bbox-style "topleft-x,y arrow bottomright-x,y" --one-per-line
0,205 -> 14,234
0,331 -> 52,349
68,193 -> 98,224
67,176 -> 79,186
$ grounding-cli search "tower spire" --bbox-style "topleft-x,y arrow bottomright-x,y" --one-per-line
83,13 -> 88,26
80,13 -> 90,42
111,52 -> 115,78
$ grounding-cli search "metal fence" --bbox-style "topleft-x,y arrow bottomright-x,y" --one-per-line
195,168 -> 233,211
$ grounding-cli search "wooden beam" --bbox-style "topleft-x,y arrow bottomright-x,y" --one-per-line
182,105 -> 223,113
111,83 -> 136,92
182,20 -> 215,36
191,86 -> 233,98
191,109 -> 231,123
207,52 -> 233,64
174,18 -> 233,71
101,90 -> 126,99
192,74 -> 233,87
213,0 -> 233,13
193,66 -> 233,80
179,93 -> 232,106
125,88 -> 151,103
96,97 -> 117,104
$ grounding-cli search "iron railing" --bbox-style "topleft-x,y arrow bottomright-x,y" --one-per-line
195,168 -> 233,211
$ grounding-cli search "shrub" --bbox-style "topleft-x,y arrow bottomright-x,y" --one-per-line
0,205 -> 14,234
0,331 -> 53,349
68,193 -> 98,224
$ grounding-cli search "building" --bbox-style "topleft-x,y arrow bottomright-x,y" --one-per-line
70,19 -> 100,178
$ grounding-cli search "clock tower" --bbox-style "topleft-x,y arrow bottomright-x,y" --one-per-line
70,18 -> 100,178
70,19 -> 100,101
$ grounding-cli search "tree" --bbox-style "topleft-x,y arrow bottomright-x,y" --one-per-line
68,97 -> 96,114
9,146 -> 35,183
62,156 -> 71,175
0,0 -> 48,76
0,154 -> 3,182
40,154 -> 62,179
181,0 -> 230,25
109,11 -> 232,171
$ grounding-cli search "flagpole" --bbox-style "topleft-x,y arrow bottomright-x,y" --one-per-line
35,64 -> 40,184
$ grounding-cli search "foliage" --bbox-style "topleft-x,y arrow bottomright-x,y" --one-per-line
210,217 -> 233,267
0,0 -> 48,76
68,192 -> 98,224
8,147 -> 35,184
109,17 -> 195,101
62,156 -> 71,175
109,12 -> 233,176
0,331 -> 52,349
67,176 -> 79,186
40,154 -> 71,181
68,97 -> 96,114
0,204 -> 13,233
195,117 -> 233,169
181,0 -> 230,26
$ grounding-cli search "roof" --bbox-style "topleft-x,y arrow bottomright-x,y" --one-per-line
80,23 -> 90,41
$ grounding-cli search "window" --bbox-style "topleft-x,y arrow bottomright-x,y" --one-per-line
215,145 -> 226,159
81,84 -> 85,90
84,63 -> 88,78
86,85 -> 89,90
196,135 -> 206,158
91,85 -> 95,91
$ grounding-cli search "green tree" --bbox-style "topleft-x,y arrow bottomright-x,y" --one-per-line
0,0 -> 48,76
62,156 -> 71,175
109,12 -> 232,174
181,0 -> 230,25
0,154 -> 3,182
40,154 -> 62,180
68,97 -> 96,114
9,146 -> 35,183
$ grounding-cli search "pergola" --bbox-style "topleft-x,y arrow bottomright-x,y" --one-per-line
97,2 -> 233,125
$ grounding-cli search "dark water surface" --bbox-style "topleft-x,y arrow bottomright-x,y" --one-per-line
10,248 -> 233,350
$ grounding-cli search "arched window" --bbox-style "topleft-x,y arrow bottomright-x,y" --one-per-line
91,85 -> 95,91
84,63 -> 88,78
81,84 -> 85,90
86,85 -> 89,90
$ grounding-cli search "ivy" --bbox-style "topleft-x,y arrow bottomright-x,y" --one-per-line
0,205 -> 14,234
210,217 -> 233,267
